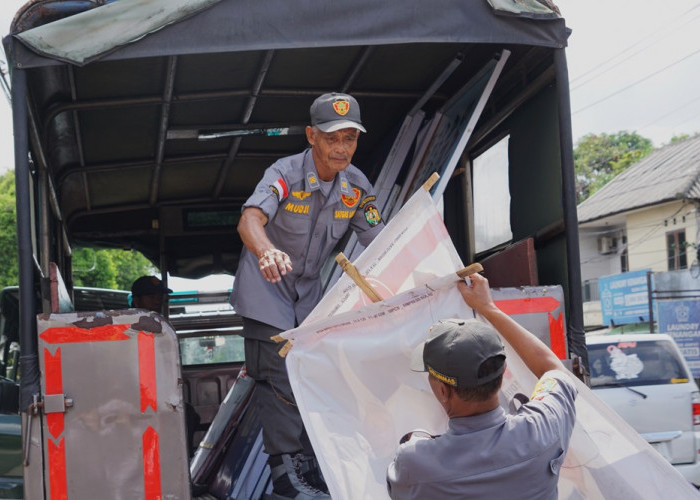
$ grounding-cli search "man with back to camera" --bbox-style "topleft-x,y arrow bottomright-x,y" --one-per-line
230,92 -> 384,499
387,273 -> 578,499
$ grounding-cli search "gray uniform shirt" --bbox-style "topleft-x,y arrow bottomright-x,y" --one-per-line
230,149 -> 384,333
387,370 -> 578,499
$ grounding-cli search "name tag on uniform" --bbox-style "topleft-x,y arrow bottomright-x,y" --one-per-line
284,202 -> 310,215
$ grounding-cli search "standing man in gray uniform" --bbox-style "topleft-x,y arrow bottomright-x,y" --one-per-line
231,93 -> 384,499
387,273 -> 578,499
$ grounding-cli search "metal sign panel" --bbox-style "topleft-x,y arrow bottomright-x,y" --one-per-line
599,270 -> 652,326
657,298 -> 700,377
37,310 -> 190,499
491,285 -> 568,359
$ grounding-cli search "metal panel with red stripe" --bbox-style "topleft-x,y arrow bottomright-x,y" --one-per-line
37,310 -> 190,499
491,285 -> 568,360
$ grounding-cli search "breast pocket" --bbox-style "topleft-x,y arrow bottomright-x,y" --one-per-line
270,209 -> 312,260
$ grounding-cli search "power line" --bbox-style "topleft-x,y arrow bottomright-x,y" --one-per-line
570,7 -> 700,90
638,94 -> 700,132
573,46 -> 700,115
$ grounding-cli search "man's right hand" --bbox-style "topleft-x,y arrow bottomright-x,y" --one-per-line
258,248 -> 293,283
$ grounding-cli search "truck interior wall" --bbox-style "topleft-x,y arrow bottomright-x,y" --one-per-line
505,83 -> 568,285
442,170 -> 470,265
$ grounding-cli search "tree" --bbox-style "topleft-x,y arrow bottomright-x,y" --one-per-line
0,169 -> 154,291
72,248 -> 154,290
0,171 -> 18,289
574,131 -> 653,203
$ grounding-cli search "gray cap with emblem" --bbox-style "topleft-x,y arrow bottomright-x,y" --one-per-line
310,92 -> 367,133
410,318 -> 506,387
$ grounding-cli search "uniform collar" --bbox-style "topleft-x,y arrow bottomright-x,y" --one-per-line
448,407 -> 506,434
302,148 -> 351,195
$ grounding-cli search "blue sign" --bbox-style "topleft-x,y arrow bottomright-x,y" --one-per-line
658,299 -> 700,378
599,270 -> 651,326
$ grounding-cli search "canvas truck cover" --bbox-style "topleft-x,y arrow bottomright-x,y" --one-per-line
7,0 -> 567,68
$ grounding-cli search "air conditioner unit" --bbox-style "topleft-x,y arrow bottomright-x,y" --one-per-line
598,236 -> 618,255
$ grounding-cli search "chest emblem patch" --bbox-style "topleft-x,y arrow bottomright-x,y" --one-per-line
292,190 -> 312,201
341,187 -> 361,208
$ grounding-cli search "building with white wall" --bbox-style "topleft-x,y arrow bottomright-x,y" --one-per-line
578,135 -> 700,327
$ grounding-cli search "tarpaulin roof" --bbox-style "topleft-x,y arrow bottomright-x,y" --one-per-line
9,0 -> 568,68
3,0 -> 572,280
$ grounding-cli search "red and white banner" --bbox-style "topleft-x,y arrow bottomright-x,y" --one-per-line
283,187 -> 697,499
304,187 -> 463,324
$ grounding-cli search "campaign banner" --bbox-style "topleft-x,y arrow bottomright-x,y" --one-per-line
658,298 -> 700,377
599,270 -> 652,326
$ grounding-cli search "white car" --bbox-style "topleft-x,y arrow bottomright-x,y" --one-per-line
587,333 -> 700,486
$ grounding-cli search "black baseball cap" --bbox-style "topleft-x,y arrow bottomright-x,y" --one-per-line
310,93 -> 366,133
410,318 -> 506,387
131,276 -> 172,296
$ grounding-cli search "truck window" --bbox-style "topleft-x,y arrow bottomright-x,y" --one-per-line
473,136 -> 512,253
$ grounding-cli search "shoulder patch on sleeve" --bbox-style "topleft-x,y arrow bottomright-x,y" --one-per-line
364,204 -> 382,226
530,377 -> 559,401
270,177 -> 288,201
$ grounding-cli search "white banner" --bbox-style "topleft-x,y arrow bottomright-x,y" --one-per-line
304,187 -> 462,324
285,277 -> 698,499
282,185 -> 698,499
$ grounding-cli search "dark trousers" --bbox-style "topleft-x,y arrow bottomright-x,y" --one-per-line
243,317 -> 313,456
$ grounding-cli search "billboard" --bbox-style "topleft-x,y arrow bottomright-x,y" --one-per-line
599,270 -> 652,326
657,298 -> 700,378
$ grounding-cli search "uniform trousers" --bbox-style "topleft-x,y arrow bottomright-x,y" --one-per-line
242,317 -> 313,456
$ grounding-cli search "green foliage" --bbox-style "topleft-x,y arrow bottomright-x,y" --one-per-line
0,168 -> 154,290
669,134 -> 690,144
0,171 -> 18,289
574,131 -> 654,203
72,248 -> 154,291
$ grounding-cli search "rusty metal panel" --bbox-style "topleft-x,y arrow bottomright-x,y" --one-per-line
36,310 -> 190,499
491,285 -> 568,358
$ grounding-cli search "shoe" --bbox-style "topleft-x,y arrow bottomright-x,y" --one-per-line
300,455 -> 329,494
267,453 -> 330,499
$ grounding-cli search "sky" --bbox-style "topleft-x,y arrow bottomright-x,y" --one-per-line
0,0 -> 699,289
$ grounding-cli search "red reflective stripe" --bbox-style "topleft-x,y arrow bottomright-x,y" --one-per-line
138,332 -> 157,413
48,438 -> 67,500
40,324 -> 130,344
548,312 -> 567,359
44,348 -> 65,439
494,296 -> 561,315
142,426 -> 162,500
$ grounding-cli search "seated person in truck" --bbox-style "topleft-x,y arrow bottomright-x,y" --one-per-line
131,275 -> 172,314
387,273 -> 578,499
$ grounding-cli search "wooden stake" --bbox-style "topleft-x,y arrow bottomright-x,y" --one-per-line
335,253 -> 384,303
422,172 -> 440,192
456,263 -> 484,278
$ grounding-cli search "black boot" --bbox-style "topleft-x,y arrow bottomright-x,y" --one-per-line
300,455 -> 329,494
267,453 -> 330,499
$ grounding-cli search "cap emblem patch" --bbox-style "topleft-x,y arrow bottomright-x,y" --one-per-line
333,100 -> 350,116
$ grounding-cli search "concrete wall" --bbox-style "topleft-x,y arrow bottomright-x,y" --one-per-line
579,227 -> 622,283
626,201 -> 698,272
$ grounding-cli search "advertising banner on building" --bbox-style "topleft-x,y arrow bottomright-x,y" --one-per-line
658,298 -> 700,377
599,270 -> 652,326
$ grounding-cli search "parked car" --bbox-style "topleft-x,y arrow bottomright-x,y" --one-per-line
587,333 -> 700,486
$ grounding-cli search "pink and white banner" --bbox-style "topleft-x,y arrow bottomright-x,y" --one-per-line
282,187 -> 698,499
